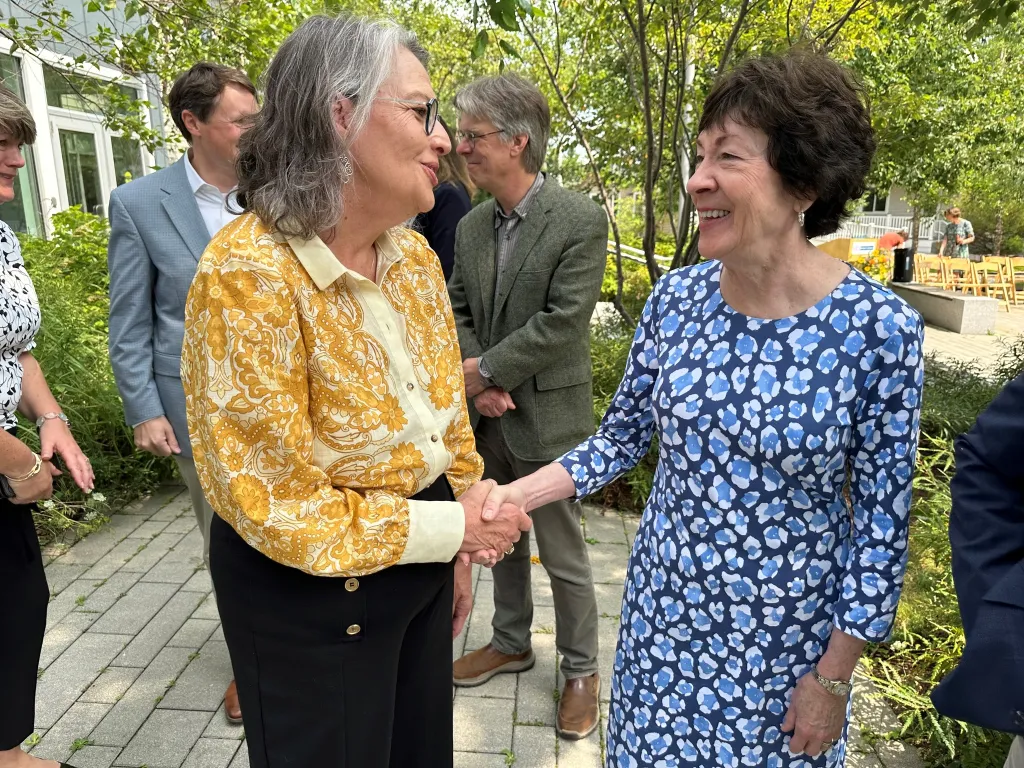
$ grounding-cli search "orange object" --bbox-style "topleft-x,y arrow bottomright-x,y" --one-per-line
877,232 -> 905,250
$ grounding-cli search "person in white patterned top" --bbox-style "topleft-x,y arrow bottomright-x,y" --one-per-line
0,85 -> 94,768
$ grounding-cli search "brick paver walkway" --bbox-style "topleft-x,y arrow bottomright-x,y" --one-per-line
27,487 -> 923,767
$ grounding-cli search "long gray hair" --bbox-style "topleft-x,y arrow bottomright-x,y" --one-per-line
236,15 -> 428,240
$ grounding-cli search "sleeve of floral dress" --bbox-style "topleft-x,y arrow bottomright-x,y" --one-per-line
557,277 -> 665,500
833,303 -> 924,641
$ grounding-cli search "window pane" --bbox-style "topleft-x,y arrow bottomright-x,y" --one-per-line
44,65 -> 138,115
0,146 -> 45,237
0,53 -> 25,99
110,136 -> 143,187
0,57 -> 44,237
59,130 -> 104,216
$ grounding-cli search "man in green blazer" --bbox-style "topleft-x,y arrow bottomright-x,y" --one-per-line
448,73 -> 609,740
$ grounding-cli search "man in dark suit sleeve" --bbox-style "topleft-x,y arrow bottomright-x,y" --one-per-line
931,371 -> 1024,767
448,72 -> 608,741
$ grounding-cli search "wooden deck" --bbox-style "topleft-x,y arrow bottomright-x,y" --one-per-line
922,304 -> 1024,370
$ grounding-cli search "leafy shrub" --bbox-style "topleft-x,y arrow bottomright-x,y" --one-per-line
600,253 -> 656,321
18,208 -> 173,538
862,341 -> 1024,767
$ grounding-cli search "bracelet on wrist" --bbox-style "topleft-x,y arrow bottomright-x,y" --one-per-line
36,411 -> 70,429
8,452 -> 43,483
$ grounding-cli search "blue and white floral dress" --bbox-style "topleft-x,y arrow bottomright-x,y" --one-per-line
559,261 -> 923,767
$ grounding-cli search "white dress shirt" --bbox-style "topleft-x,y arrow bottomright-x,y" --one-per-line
183,150 -> 239,238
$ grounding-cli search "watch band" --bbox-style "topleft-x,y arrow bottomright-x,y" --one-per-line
36,411 -> 70,429
477,356 -> 497,387
812,665 -> 853,697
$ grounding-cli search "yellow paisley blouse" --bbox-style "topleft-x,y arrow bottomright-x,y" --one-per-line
181,212 -> 483,577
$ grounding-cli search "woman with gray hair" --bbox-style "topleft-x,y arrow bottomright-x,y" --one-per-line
180,14 -> 530,767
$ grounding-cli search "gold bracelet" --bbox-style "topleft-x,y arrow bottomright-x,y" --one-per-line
8,452 -> 42,483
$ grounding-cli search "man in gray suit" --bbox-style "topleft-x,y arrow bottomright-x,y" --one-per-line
448,73 -> 609,740
107,63 -> 257,724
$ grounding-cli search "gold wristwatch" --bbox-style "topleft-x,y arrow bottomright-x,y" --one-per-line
812,665 -> 853,697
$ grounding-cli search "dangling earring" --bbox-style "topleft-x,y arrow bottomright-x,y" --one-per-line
341,153 -> 353,182
798,209 -> 806,228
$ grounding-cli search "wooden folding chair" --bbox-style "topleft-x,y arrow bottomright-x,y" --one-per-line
943,258 -> 975,293
916,256 -> 943,285
1006,256 -> 1024,306
973,259 -> 1012,311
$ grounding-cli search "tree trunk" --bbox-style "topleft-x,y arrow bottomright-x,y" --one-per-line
910,206 -> 921,253
994,210 -> 1004,257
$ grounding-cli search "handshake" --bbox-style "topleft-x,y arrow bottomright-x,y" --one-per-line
457,479 -> 529,567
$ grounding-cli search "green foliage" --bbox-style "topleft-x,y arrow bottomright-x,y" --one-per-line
862,342 -> 1024,767
18,209 -> 173,538
600,254 -> 654,322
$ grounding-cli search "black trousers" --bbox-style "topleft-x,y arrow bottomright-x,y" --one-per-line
0,493 -> 48,750
211,476 -> 456,768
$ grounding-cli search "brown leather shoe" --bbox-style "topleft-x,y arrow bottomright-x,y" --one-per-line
224,679 -> 242,724
557,673 -> 600,740
453,643 -> 535,687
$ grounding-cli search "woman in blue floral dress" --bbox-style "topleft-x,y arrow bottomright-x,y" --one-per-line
482,52 -> 923,767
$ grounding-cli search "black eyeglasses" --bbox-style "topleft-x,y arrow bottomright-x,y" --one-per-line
379,97 -> 440,135
455,129 -> 505,148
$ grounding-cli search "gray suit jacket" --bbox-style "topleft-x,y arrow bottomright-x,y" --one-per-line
448,178 -> 608,463
107,157 -> 210,459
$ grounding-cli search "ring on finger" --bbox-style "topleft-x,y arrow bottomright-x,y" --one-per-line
504,544 -> 515,556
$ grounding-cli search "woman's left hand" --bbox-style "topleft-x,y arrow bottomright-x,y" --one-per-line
39,419 -> 94,493
781,670 -> 847,758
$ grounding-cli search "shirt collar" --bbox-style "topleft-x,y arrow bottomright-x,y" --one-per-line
494,172 -> 545,228
286,228 -> 405,291
183,150 -> 234,197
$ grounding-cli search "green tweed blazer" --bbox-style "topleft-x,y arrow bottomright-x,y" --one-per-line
448,178 -> 609,463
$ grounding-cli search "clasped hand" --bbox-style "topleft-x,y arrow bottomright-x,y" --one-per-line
457,479 -> 531,567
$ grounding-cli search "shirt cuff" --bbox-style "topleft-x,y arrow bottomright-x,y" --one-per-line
478,355 -> 498,388
397,499 -> 465,564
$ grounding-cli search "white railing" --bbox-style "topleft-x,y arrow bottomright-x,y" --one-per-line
814,215 -> 942,245
607,240 -> 674,267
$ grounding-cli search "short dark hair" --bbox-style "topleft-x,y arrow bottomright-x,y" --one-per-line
168,62 -> 257,144
698,50 -> 875,239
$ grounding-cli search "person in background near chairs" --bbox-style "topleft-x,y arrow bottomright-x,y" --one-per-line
931,370 -> 1024,768
414,116 -> 474,281
448,72 -> 608,741
940,206 -> 976,261
106,62 -> 259,725
877,228 -> 908,250
481,51 -> 924,767
0,83 -> 94,768
180,16 -> 530,768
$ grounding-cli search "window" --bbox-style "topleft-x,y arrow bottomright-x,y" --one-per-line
862,191 -> 889,214
0,54 -> 44,237
110,135 -> 143,187
43,65 -> 138,115
58,129 -> 104,215
45,66 -> 151,219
